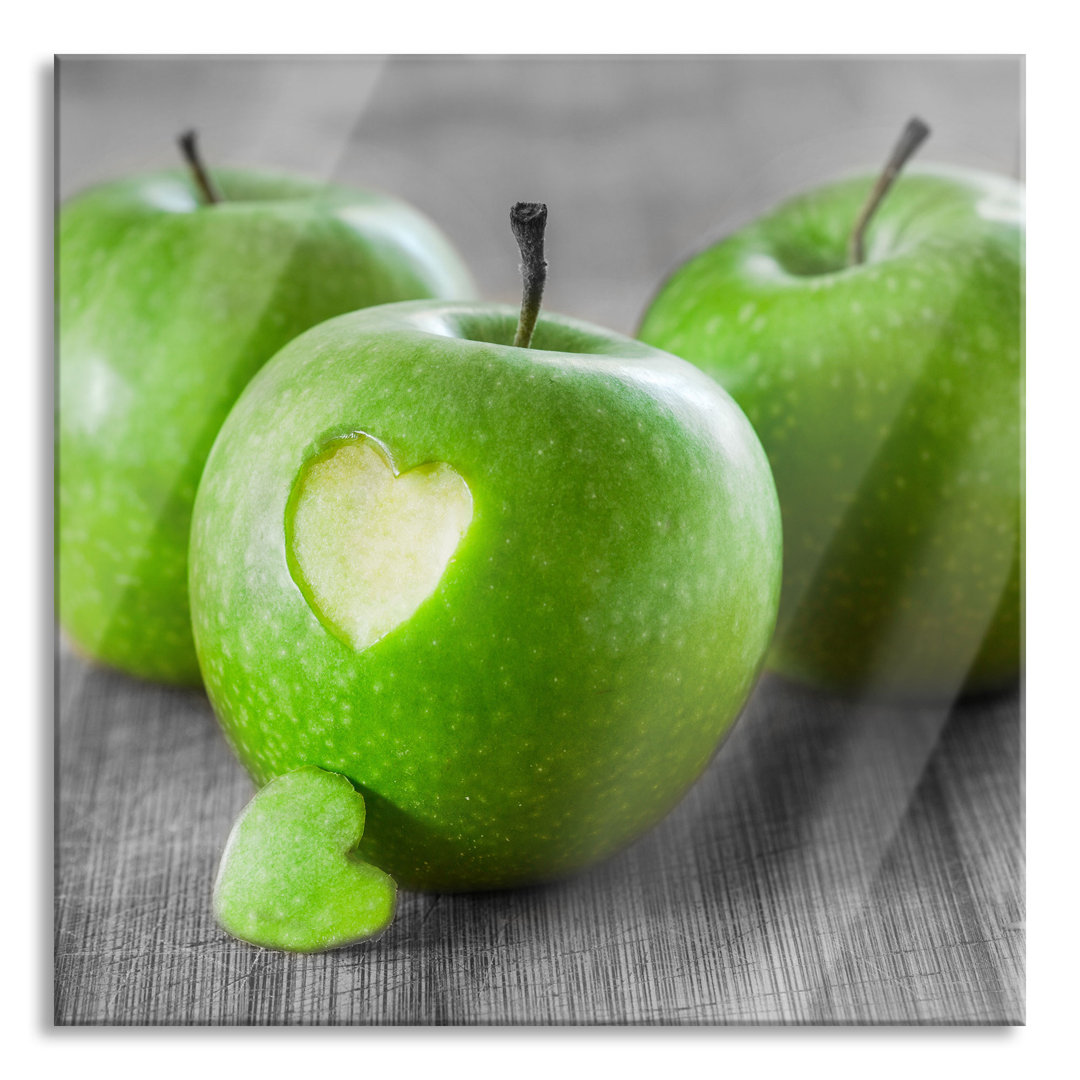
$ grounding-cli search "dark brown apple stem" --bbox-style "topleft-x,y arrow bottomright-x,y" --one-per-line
178,129 -> 224,205
510,202 -> 548,349
847,117 -> 931,266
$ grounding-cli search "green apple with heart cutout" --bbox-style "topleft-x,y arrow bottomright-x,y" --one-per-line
59,131 -> 476,685
638,119 -> 1023,699
214,766 -> 396,952
190,203 -> 782,892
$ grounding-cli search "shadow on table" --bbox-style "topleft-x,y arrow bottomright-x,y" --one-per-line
389,673 -> 1021,1022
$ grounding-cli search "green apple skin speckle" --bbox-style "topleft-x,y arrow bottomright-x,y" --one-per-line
58,169 -> 476,685
214,767 -> 396,953
638,166 -> 1023,700
190,301 -> 782,891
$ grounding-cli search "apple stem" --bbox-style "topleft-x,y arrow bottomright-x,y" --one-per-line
178,129 -> 224,206
847,117 -> 931,266
510,202 -> 548,349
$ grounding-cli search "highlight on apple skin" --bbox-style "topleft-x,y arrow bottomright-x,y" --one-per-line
58,145 -> 477,686
639,158 -> 1023,701
189,299 -> 783,891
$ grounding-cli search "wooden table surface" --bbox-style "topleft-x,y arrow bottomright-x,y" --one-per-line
56,645 -> 1022,1025
54,55 -> 1024,1026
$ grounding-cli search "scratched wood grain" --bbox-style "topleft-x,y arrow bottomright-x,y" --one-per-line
55,644 -> 1023,1025
54,55 -> 1024,1025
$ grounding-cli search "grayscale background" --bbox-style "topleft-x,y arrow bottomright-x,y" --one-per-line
55,55 -> 1024,1025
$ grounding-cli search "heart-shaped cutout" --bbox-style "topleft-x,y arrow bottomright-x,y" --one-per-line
287,434 -> 473,651
213,766 -> 396,952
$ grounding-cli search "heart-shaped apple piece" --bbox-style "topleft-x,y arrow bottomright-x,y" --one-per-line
213,766 -> 396,952
286,434 -> 473,651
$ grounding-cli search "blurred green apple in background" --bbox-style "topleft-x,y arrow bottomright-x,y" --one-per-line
638,120 -> 1023,699
190,205 -> 783,890
59,133 -> 476,684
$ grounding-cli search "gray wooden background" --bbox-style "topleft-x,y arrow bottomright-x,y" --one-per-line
55,55 -> 1024,1025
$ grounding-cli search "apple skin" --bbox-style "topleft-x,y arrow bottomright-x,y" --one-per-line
59,169 -> 476,685
189,300 -> 782,891
213,767 -> 396,952
638,166 -> 1023,700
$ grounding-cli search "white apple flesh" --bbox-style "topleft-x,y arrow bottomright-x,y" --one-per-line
288,435 -> 474,652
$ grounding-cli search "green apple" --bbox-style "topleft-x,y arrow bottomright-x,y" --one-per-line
638,123 -> 1023,699
59,135 -> 476,685
214,766 -> 396,952
189,206 -> 781,891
